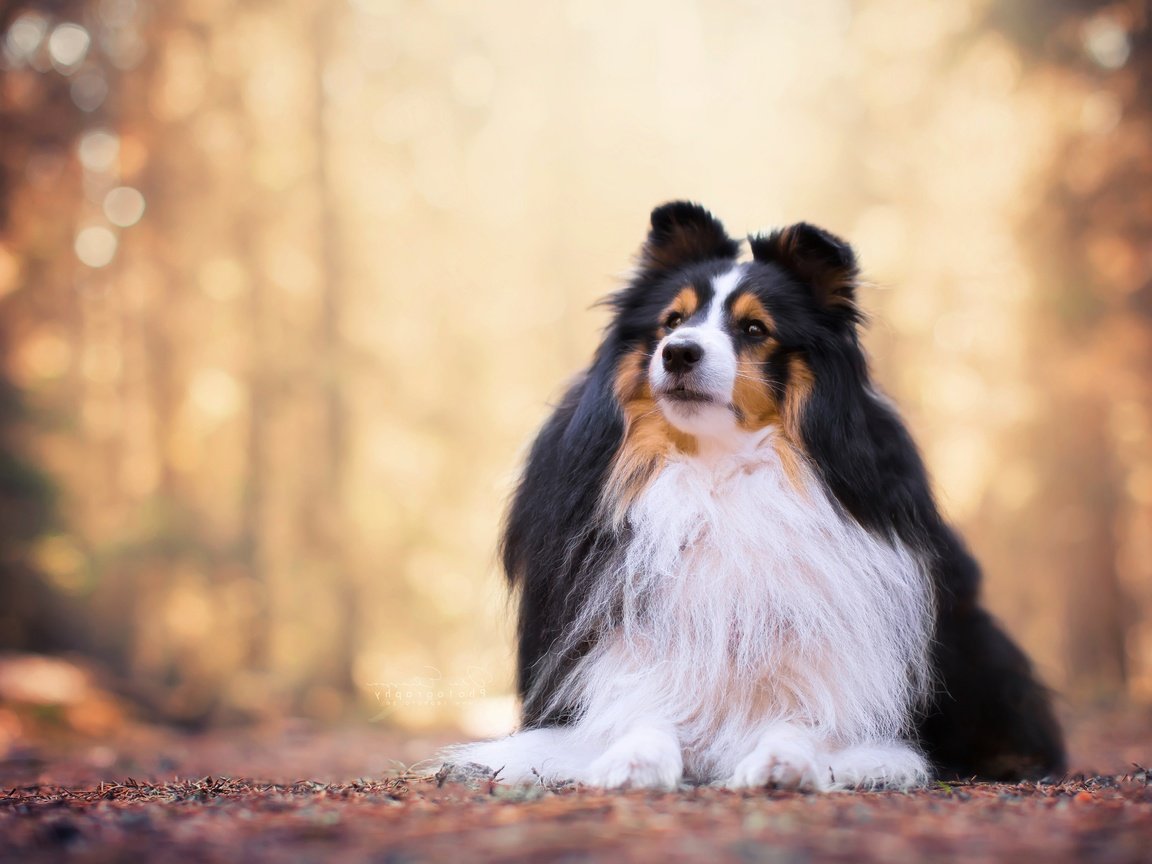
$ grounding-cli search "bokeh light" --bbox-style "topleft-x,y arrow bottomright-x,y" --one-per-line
4,12 -> 48,63
1082,13 -> 1131,69
102,186 -> 145,227
47,22 -> 90,72
74,225 -> 118,268
71,69 -> 109,111
77,129 -> 120,173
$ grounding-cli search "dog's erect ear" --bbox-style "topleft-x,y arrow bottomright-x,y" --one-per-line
749,223 -> 859,313
638,201 -> 740,273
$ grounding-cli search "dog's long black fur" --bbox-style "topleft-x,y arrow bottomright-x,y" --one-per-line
502,202 -> 1066,781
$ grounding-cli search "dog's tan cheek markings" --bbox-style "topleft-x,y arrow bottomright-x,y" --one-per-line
772,434 -> 809,493
782,355 -> 814,443
760,354 -> 815,493
606,346 -> 697,523
731,344 -> 779,433
727,295 -> 781,432
774,354 -> 816,490
611,346 -> 645,406
729,341 -> 812,493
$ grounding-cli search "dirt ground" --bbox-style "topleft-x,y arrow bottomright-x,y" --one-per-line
1,705 -> 1150,863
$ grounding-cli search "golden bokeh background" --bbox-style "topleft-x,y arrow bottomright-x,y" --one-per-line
1,0 -> 1149,738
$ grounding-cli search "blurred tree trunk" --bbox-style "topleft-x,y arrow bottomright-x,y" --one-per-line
0,1 -> 88,653
1043,389 -> 1127,696
308,0 -> 358,703
240,186 -> 272,677
107,3 -> 217,722
989,0 -> 1152,700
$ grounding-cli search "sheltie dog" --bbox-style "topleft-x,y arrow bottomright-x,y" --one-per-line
444,202 -> 1066,790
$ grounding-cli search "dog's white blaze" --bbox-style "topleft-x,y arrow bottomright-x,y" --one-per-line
705,265 -> 744,326
649,266 -> 745,443
449,433 -> 934,788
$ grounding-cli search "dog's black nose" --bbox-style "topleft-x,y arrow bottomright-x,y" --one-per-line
662,341 -> 703,374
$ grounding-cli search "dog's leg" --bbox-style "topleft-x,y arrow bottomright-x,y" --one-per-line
725,722 -> 826,791
582,723 -> 684,790
825,740 -> 929,790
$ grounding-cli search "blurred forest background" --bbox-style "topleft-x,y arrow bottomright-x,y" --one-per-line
0,0 -> 1150,742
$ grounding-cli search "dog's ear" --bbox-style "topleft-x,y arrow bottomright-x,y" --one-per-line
749,223 -> 859,314
638,201 -> 740,273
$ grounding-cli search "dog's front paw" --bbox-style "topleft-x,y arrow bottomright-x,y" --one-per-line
827,741 -> 929,790
725,726 -> 827,791
583,727 -> 683,790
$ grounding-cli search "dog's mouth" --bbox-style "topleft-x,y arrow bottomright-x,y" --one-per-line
658,385 -> 715,405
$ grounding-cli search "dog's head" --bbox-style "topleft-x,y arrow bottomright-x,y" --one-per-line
608,201 -> 863,460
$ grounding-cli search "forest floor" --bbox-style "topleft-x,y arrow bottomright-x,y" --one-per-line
1,699 -> 1150,863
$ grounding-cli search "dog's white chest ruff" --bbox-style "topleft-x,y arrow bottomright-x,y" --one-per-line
446,438 -> 935,789
565,441 -> 933,773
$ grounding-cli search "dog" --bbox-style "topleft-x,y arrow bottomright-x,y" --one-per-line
444,202 -> 1066,790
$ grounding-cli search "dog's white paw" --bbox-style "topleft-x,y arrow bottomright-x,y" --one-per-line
725,726 -> 827,791
583,728 -> 683,790
827,741 -> 929,790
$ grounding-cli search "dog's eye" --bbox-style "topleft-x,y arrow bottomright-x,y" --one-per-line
664,312 -> 683,330
742,319 -> 769,339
